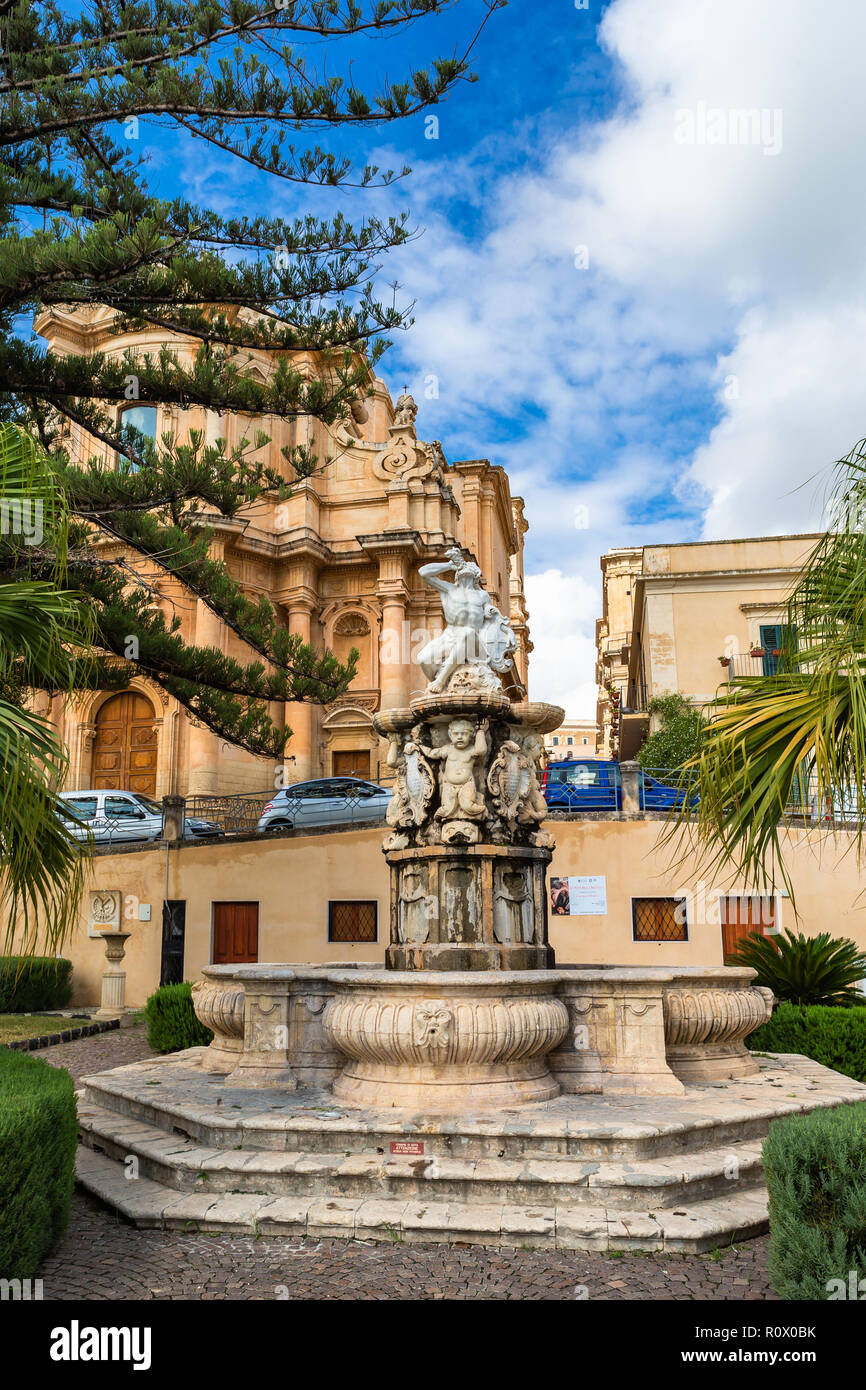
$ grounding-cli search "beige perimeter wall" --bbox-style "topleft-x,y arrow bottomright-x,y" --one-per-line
10,818 -> 866,1007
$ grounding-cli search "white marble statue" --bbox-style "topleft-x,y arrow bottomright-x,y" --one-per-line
417,547 -> 517,693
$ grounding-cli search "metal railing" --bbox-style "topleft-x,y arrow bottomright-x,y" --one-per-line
184,790 -> 275,836
724,653 -> 801,680
622,681 -> 648,714
186,785 -> 391,837
724,654 -> 773,679
637,766 -> 700,811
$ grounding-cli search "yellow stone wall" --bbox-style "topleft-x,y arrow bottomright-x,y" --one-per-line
14,818 -> 864,1007
596,534 -> 823,758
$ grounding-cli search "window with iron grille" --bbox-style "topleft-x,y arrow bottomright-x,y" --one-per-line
632,896 -> 688,942
328,900 -> 378,943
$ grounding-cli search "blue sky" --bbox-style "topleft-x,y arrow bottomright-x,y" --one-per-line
46,0 -> 866,711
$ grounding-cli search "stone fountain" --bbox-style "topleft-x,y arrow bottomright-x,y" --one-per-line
74,546 -> 866,1250
187,547 -> 780,1112
320,547 -> 569,1108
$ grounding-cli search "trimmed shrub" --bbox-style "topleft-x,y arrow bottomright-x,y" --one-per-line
0,956 -> 73,1013
764,1102 -> 866,1300
746,1001 -> 866,1082
144,982 -> 213,1054
0,1049 -> 77,1279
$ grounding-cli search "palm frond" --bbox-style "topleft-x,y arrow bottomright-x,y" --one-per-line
0,423 -> 94,954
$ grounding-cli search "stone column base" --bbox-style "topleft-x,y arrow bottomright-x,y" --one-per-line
333,1059 -> 560,1109
385,843 -> 554,972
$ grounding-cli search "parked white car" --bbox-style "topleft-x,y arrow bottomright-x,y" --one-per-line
57,790 -> 222,843
257,777 -> 392,832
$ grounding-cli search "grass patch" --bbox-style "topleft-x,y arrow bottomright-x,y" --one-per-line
0,1013 -> 90,1044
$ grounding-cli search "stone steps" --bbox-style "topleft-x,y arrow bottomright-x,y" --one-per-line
74,1144 -> 769,1253
75,1052 -> 866,1253
81,1067 -> 800,1163
78,1096 -> 766,1213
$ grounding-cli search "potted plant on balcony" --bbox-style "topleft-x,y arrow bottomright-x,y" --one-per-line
718,656 -> 731,667
750,647 -> 765,657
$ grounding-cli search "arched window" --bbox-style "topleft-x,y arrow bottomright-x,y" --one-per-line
119,405 -> 157,472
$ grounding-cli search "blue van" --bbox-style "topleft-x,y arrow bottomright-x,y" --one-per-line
541,759 -> 696,812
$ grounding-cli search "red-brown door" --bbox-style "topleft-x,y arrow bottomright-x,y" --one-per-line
212,902 -> 259,964
332,749 -> 371,778
92,692 -> 158,796
721,895 -> 776,959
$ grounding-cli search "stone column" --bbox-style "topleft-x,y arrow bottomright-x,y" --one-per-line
161,795 -> 185,842
284,598 -> 317,781
378,590 -> 409,710
358,534 -> 421,711
187,596 -> 222,793
619,760 -> 642,814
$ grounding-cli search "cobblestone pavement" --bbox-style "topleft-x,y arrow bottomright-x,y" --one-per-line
38,1027 -> 779,1301
39,1193 -> 776,1300
41,1017 -> 155,1085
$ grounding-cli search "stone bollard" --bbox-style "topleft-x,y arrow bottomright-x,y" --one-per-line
161,795 -> 186,842
618,761 -> 642,815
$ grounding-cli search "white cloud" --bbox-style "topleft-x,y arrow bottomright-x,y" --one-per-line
373,0 -> 866,716
523,568 -> 599,716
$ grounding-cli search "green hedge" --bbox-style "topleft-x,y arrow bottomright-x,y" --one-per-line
144,982 -> 213,1053
764,1102 -> 866,1299
0,957 -> 73,1013
746,1001 -> 866,1082
0,1050 -> 77,1279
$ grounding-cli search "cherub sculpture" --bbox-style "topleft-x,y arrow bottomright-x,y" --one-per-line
416,718 -> 489,822
385,725 -> 434,830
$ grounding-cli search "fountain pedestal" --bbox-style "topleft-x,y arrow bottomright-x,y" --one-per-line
331,591 -> 571,1105
386,843 -> 554,972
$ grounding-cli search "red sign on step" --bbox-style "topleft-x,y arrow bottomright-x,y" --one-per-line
390,1140 -> 424,1156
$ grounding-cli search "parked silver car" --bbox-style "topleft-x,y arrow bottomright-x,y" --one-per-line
257,777 -> 392,833
57,790 -> 222,843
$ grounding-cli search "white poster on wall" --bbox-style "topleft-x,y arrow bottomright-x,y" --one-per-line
549,875 -> 607,917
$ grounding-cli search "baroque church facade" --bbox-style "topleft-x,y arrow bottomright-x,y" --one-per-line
36,305 -> 532,797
